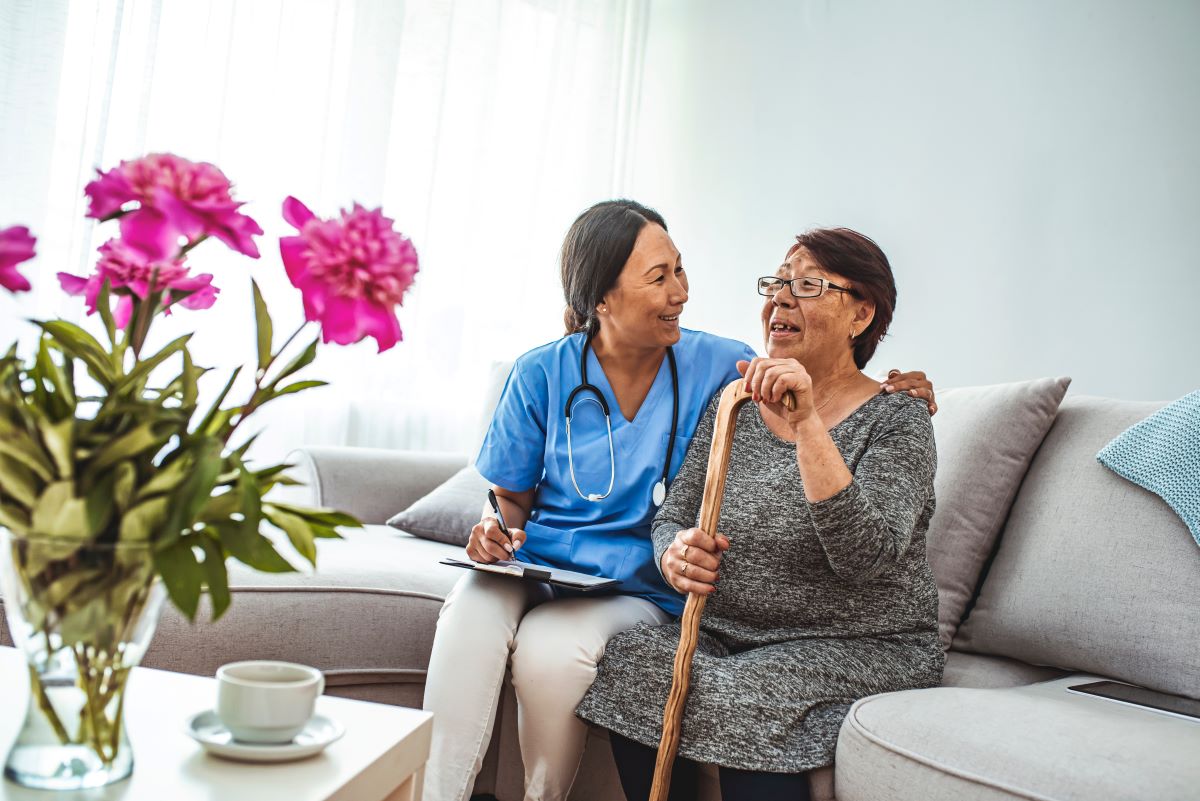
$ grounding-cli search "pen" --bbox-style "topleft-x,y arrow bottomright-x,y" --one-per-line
487,489 -> 516,555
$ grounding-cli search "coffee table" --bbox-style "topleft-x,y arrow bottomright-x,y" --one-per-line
0,646 -> 431,800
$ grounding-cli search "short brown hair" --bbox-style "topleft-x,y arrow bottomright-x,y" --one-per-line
789,228 -> 896,368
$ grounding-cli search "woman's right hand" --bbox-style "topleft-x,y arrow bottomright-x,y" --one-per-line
660,527 -> 729,595
466,517 -> 527,563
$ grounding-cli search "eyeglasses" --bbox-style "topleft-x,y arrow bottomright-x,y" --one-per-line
756,276 -> 856,298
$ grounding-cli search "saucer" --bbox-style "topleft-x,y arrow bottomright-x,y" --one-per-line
186,710 -> 345,763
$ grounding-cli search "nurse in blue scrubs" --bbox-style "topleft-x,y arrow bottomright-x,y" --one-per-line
422,200 -> 935,801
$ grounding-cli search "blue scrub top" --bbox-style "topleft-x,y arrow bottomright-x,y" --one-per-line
474,328 -> 756,615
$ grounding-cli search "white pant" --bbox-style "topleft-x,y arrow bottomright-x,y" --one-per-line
422,571 -> 670,801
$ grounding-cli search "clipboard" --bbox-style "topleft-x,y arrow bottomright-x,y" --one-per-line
439,557 -> 621,591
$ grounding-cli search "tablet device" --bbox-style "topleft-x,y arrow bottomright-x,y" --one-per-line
1066,680 -> 1200,722
439,557 -> 621,591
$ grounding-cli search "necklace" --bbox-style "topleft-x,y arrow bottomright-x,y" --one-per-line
813,374 -> 858,414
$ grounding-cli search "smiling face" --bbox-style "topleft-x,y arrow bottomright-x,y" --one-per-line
761,245 -> 875,370
597,223 -> 689,349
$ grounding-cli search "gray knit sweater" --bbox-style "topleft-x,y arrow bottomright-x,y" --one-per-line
575,390 -> 944,772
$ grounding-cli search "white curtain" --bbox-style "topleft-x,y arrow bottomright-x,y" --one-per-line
0,0 -> 650,464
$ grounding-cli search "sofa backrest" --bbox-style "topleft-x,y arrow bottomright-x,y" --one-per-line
953,395 -> 1200,699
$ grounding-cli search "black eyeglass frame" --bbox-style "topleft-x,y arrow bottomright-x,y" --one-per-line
756,276 -> 857,298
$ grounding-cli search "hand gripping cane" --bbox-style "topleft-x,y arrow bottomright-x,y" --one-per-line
649,378 -> 794,801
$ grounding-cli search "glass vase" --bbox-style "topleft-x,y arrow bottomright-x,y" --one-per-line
0,529 -> 166,790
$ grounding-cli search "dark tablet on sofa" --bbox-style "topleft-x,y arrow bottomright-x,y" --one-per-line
1067,681 -> 1200,722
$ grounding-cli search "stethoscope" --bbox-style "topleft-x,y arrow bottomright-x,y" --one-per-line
564,329 -> 679,507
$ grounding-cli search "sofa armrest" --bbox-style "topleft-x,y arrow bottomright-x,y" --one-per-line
285,447 -> 468,524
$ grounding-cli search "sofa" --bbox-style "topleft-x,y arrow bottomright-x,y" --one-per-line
3,377 -> 1198,801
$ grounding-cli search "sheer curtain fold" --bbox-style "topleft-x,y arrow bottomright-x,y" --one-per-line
0,0 -> 649,464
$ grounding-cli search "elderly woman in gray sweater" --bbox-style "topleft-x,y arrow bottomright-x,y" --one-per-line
575,227 -> 943,801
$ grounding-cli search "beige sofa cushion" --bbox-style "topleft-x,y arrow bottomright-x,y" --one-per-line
954,396 -> 1200,699
942,650 -> 1066,690
835,677 -> 1200,801
926,377 -> 1071,646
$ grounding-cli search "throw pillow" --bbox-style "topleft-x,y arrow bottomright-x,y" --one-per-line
926,376 -> 1071,647
386,465 -> 491,547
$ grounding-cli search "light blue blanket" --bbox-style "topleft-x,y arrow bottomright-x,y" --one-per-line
1097,390 -> 1200,547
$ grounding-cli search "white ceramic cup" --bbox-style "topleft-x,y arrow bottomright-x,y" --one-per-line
215,661 -> 325,744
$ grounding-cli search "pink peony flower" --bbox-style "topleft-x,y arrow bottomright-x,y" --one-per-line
0,225 -> 36,293
84,153 -> 263,260
279,196 -> 418,352
58,238 -> 218,328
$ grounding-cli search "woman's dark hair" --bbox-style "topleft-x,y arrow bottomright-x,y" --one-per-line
561,200 -> 667,334
789,228 -> 896,368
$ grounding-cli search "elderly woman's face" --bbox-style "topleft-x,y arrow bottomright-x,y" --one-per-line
760,246 -> 866,365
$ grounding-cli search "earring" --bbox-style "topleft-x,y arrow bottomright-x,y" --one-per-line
850,327 -> 857,339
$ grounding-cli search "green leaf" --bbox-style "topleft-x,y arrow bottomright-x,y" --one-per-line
0,502 -> 30,535
264,474 -> 304,488
237,467 -> 263,541
135,454 -> 191,499
0,427 -> 55,483
119,496 -> 170,542
35,417 -> 74,479
198,535 -> 231,621
40,569 -> 103,613
250,462 -> 295,483
88,421 -> 165,473
181,349 -> 204,409
251,280 -> 273,375
0,453 -> 39,508
95,278 -> 117,347
213,522 -> 295,573
35,335 -> 76,411
83,468 -> 116,536
194,366 -> 242,437
268,337 -> 318,388
199,488 -> 242,522
269,502 -> 361,529
230,432 -> 260,463
113,461 -> 137,512
265,508 -> 316,567
155,538 -> 202,621
271,379 -> 327,398
31,480 -> 94,539
161,440 -> 223,539
35,321 -> 115,389
119,333 -> 192,392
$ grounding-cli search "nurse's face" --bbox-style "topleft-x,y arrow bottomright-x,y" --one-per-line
598,223 -> 689,349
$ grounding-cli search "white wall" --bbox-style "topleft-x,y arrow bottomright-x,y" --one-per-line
626,0 -> 1199,400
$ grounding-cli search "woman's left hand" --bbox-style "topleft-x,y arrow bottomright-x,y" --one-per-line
737,358 -> 816,433
881,369 -> 937,415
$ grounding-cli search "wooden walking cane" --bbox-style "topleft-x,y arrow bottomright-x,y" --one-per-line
649,378 -> 794,801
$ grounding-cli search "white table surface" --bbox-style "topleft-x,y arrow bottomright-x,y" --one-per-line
0,646 -> 431,801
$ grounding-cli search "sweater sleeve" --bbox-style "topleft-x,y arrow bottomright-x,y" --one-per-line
806,398 -> 937,583
651,391 -> 720,578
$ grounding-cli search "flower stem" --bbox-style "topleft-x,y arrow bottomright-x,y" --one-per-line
178,234 -> 209,259
222,321 -> 309,446
27,663 -> 72,745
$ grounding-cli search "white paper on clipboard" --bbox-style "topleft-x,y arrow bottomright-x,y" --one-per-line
439,557 -> 620,591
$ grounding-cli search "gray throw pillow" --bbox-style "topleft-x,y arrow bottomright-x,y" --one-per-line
386,465 -> 491,546
926,376 -> 1071,648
